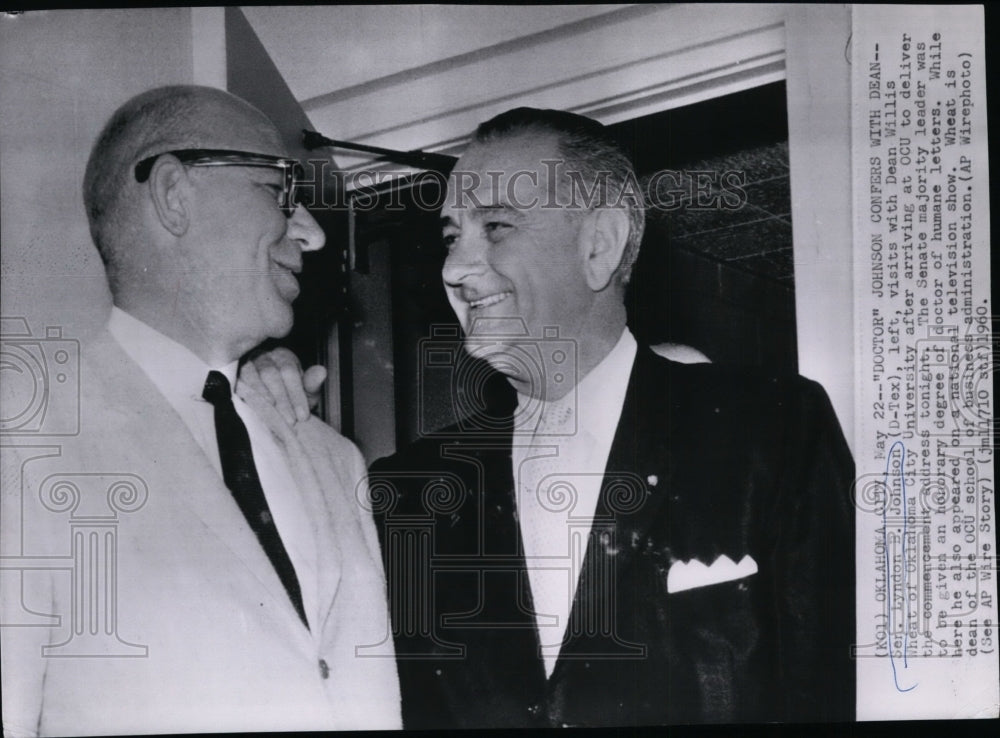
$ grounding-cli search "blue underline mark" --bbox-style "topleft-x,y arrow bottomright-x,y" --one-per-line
884,440 -> 917,693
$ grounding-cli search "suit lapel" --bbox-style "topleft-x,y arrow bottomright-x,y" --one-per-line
251,402 -> 344,641
84,331 -> 313,638
594,348 -> 678,567
556,348 -> 678,670
483,426 -> 549,683
297,459 -> 343,643
457,412 -> 546,669
465,354 -> 682,679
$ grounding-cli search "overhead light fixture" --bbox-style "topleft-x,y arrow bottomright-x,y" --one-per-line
302,130 -> 456,173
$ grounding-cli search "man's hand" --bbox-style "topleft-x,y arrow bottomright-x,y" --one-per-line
238,347 -> 326,424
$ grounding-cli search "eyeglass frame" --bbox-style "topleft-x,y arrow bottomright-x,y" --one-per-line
133,148 -> 305,217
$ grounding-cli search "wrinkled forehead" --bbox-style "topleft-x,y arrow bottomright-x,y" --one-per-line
443,133 -> 562,213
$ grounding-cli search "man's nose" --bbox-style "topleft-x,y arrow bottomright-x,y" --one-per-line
441,231 -> 488,286
286,206 -> 325,252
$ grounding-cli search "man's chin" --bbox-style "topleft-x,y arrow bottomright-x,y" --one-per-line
265,305 -> 295,340
462,342 -> 535,390
464,314 -> 530,338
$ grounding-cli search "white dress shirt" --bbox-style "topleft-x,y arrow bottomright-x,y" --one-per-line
107,306 -> 319,632
512,327 -> 637,677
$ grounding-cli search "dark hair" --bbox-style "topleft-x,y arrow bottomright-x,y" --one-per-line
474,107 -> 645,284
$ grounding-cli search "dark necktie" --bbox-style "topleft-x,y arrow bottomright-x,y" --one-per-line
202,370 -> 308,629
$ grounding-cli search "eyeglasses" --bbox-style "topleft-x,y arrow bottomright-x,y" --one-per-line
134,148 -> 305,217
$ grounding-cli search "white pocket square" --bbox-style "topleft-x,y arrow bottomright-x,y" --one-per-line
666,554 -> 758,593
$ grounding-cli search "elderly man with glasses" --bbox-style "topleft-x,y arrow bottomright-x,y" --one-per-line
0,85 -> 400,735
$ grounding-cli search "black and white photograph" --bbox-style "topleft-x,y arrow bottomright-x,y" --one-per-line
0,4 -> 995,734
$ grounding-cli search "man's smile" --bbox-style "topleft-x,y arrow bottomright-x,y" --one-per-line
468,291 -> 512,310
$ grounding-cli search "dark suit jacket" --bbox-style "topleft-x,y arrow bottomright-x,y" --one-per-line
370,348 -> 855,727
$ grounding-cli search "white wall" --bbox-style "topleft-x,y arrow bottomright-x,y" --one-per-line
277,4 -> 788,175
785,4 -> 854,450
0,9 -> 196,339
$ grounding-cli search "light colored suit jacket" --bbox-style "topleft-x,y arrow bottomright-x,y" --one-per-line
1,330 -> 400,736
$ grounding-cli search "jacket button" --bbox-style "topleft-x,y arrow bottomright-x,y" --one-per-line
527,703 -> 542,718
318,659 -> 330,679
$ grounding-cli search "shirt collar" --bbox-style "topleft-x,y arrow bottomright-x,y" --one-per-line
515,328 -> 638,441
107,306 -> 239,401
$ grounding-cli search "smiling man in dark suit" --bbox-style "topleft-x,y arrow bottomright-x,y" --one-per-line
366,108 -> 856,728
250,107 -> 856,728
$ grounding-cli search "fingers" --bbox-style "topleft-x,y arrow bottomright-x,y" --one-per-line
302,365 -> 328,411
241,349 -> 322,424
237,360 -> 267,400
280,359 -> 311,423
237,358 -> 295,425
265,349 -> 309,424
246,348 -> 300,425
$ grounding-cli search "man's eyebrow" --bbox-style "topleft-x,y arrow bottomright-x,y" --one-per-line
469,203 -> 524,219
440,204 -> 522,230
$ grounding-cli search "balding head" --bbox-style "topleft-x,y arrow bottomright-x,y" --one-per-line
80,85 -> 325,366
82,85 -> 283,279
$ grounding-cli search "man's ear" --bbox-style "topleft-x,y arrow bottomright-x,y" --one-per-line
147,155 -> 190,237
581,206 -> 629,291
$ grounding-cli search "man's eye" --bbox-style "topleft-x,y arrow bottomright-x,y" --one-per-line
262,183 -> 283,202
442,233 -> 458,250
484,221 -> 512,239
